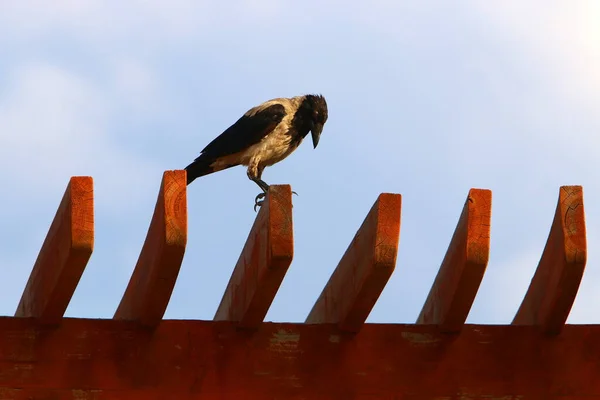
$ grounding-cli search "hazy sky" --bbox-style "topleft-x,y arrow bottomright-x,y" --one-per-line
1,1 -> 599,324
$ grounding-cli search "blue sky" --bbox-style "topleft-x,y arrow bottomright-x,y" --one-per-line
0,1 -> 599,324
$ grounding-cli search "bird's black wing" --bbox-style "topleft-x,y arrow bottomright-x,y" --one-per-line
198,104 -> 286,159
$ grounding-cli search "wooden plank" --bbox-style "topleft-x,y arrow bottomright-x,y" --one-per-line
213,185 -> 294,329
0,318 -> 598,398
513,185 -> 587,335
14,177 -> 94,324
416,188 -> 492,333
305,193 -> 401,332
114,170 -> 187,327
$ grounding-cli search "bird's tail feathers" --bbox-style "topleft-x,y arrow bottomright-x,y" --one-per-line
185,156 -> 214,185
184,155 -> 237,185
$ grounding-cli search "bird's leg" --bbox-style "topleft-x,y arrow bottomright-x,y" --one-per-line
248,165 -> 270,211
252,178 -> 298,211
252,178 -> 269,211
248,165 -> 298,211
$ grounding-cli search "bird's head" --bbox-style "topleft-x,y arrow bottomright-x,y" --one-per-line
301,94 -> 328,148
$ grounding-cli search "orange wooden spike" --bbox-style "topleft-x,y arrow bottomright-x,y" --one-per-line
114,170 -> 187,327
416,188 -> 492,333
214,185 -> 294,329
305,193 -> 401,333
15,177 -> 94,324
513,185 -> 587,335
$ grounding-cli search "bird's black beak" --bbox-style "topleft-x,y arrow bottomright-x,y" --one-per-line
311,123 -> 323,149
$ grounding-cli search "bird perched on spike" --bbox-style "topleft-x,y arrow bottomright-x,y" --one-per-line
185,94 -> 328,210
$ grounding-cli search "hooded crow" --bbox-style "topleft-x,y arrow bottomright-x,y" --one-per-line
185,94 -> 328,210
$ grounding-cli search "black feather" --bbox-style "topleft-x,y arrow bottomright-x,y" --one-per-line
202,104 -> 286,158
185,103 -> 286,185
184,156 -> 220,184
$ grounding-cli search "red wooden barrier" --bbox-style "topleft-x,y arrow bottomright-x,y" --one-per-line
15,177 -> 94,324
416,188 -> 492,332
4,173 -> 594,399
513,185 -> 587,334
214,185 -> 294,329
306,193 -> 402,332
0,319 -> 597,398
114,170 -> 187,327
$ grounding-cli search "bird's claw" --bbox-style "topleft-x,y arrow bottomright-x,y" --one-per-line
254,192 -> 266,212
253,189 -> 298,211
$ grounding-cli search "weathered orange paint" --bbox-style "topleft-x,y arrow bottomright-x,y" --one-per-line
513,185 -> 587,334
416,188 -> 491,333
114,170 -> 187,327
214,185 -> 293,329
15,177 -> 94,324
0,318 -> 598,398
306,193 -> 401,332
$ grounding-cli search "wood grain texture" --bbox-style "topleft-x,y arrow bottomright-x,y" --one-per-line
513,185 -> 587,335
0,318 -> 598,398
114,170 -> 187,327
305,193 -> 401,332
15,177 -> 94,324
416,188 -> 492,333
214,185 -> 293,329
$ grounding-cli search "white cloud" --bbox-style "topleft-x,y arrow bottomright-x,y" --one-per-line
0,0 -> 285,45
0,62 -> 162,210
110,58 -> 165,117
